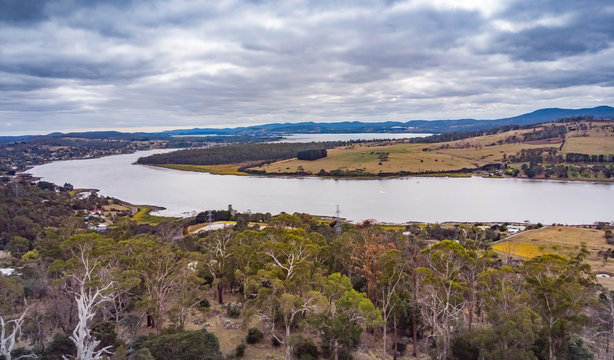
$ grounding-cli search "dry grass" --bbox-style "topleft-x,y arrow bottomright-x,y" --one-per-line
491,226 -> 614,288
255,129 -> 558,175
563,126 -> 614,154
153,163 -> 249,176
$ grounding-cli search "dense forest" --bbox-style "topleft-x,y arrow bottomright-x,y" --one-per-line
136,142 -> 344,166
0,179 -> 613,360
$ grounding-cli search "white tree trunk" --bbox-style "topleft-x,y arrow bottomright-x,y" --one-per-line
0,307 -> 37,360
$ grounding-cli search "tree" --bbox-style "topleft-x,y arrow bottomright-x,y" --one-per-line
7,236 -> 29,258
348,227 -> 395,302
377,249 -> 406,356
522,252 -> 594,360
248,230 -> 326,360
199,228 -> 235,304
309,273 -> 381,360
0,307 -> 37,360
57,234 -> 116,360
417,240 -> 470,360
122,236 -> 187,336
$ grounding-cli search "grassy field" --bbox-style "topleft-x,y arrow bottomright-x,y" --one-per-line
152,163 -> 248,176
491,226 -> 614,288
562,126 -> 614,154
132,206 -> 172,225
254,128 -> 557,175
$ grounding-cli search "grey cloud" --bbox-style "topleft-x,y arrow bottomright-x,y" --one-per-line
489,0 -> 614,61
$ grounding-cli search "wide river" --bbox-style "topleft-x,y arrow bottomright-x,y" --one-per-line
28,149 -> 614,224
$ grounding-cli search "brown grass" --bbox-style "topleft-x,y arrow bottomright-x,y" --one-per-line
563,126 -> 614,154
153,163 -> 249,176
254,129 -> 558,175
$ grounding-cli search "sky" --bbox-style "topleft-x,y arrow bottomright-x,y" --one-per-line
0,0 -> 613,135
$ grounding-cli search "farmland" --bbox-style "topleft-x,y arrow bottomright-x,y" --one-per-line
491,226 -> 614,288
253,121 -> 614,178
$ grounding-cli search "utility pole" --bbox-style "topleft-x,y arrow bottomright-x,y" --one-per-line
334,204 -> 342,237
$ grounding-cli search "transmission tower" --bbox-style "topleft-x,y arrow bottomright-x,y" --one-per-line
206,210 -> 214,223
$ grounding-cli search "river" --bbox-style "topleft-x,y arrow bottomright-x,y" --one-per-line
27,149 -> 614,224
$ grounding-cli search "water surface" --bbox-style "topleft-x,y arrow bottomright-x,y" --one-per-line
28,150 -> 614,224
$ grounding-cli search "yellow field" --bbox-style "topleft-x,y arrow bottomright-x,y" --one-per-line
491,242 -> 545,258
491,226 -> 614,288
153,163 -> 248,176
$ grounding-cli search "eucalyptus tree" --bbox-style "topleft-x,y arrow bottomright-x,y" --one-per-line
522,252 -> 595,360
121,235 -> 204,336
247,228 -> 327,360
377,249 -> 406,356
54,234 -> 117,360
0,306 -> 37,360
309,273 -> 381,360
416,240 -> 470,360
199,228 -> 236,304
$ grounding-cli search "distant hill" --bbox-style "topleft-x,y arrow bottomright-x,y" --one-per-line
1,106 -> 613,143
155,106 -> 614,136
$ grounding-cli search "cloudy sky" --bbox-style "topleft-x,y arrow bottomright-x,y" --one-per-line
1,0 -> 613,135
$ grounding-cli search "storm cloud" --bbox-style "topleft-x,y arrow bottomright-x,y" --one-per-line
0,0 -> 612,134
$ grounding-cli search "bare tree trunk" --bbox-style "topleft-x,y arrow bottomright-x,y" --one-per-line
217,282 -> 224,305
393,313 -> 398,360
383,317 -> 387,358
334,340 -> 339,360
285,324 -> 292,360
412,273 -> 418,358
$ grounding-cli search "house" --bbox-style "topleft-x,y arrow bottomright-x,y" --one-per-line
507,225 -> 526,234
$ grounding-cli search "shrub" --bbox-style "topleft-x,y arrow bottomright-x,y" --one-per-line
235,344 -> 246,358
226,302 -> 241,318
199,298 -> 211,308
142,329 -> 222,360
246,328 -> 264,344
292,335 -> 319,360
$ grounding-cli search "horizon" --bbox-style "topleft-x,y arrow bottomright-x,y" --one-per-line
2,105 -> 612,137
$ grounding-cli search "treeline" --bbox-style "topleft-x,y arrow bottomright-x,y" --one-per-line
507,147 -> 562,163
522,124 -> 567,142
190,207 -> 273,225
566,153 -> 614,163
137,142 -> 344,165
297,149 -> 327,160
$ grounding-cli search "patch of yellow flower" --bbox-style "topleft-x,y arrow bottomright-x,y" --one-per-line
491,242 -> 544,258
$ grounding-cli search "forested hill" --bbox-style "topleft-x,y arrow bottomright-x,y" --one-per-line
155,106 -> 614,136
136,141 -> 344,165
